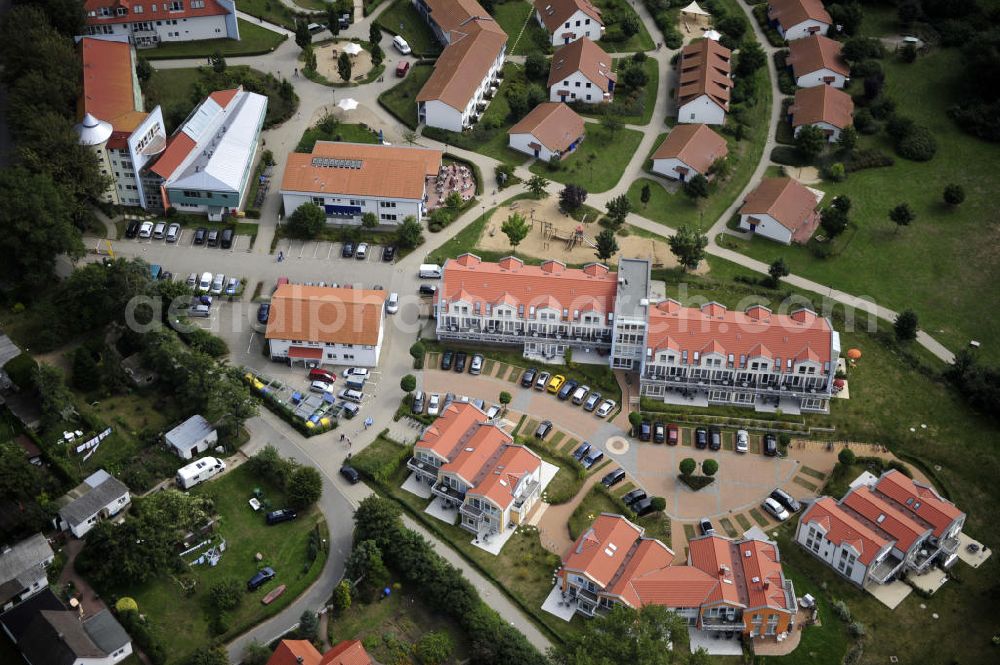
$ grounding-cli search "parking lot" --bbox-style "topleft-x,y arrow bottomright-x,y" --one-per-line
122,228 -> 254,253
273,238 -> 395,264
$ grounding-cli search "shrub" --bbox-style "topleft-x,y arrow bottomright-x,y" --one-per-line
679,458 -> 697,477
3,353 -> 38,389
896,125 -> 937,161
701,459 -> 719,476
832,599 -> 852,622
943,183 -> 965,206
115,597 -> 139,614
849,620 -> 866,637
400,374 -> 416,393
210,578 -> 243,611
825,162 -> 846,182
844,148 -> 894,172
287,466 -> 323,509
838,448 -> 856,466
415,631 -> 454,665
852,108 -> 878,135
332,579 -> 352,611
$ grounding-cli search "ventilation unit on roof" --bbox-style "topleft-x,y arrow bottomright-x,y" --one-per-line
744,550 -> 752,558
464,447 -> 474,452
752,576 -> 760,583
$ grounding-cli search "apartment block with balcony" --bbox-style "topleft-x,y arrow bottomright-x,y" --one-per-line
608,258 -> 651,370
83,0 -> 239,48
435,254 -> 618,361
639,301 -> 840,414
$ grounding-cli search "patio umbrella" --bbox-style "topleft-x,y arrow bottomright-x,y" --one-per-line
343,42 -> 363,56
337,98 -> 359,111
846,348 -> 862,360
703,29 -> 722,41
833,378 -> 846,389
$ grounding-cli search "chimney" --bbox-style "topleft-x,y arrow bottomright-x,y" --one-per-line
763,580 -> 770,590
297,658 -> 304,664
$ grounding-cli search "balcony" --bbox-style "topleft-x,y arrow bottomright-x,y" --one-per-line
513,479 -> 541,510
406,456 -> 438,482
460,502 -> 485,520
869,552 -> 905,584
431,482 -> 465,504
701,615 -> 744,630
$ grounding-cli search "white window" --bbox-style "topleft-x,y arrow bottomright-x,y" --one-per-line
133,5 -> 144,14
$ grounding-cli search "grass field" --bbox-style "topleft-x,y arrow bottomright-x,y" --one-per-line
296,120 -> 380,152
492,0 -> 552,57
530,124 -> 644,193
378,63 -> 433,128
238,0 -> 299,30
719,48 -> 1000,364
376,0 -> 442,56
576,57 -> 659,126
144,19 -> 286,59
592,0 -> 655,52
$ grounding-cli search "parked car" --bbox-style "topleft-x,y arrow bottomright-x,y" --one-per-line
247,567 -> 275,590
556,379 -> 578,400
265,509 -> 297,525
308,368 -> 336,383
198,272 -> 213,293
419,284 -> 437,296
534,371 -> 550,390
210,273 -> 226,295
386,292 -> 399,314
632,497 -> 657,517
427,393 -> 441,416
666,423 -> 679,445
595,399 -> 615,418
382,245 -> 396,262
343,368 -> 370,380
736,429 -> 749,453
309,380 -> 334,394
221,228 -> 234,249
341,241 -> 355,258
621,489 -> 647,507
521,368 -> 537,388
152,221 -> 166,239
307,22 -> 324,33
340,465 -> 360,484
571,384 -> 590,405
485,404 -> 501,419
355,242 -> 368,260
546,374 -> 565,394
601,467 -> 625,487
454,352 -> 467,372
166,223 -> 180,243
535,420 -> 553,439
694,427 -> 708,449
125,220 -> 140,238
395,60 -> 410,77
338,388 -> 364,403
764,433 -> 778,457
469,354 -> 484,375
699,518 -> 715,536
138,221 -> 154,238
193,227 -> 207,244
186,272 -> 198,287
256,303 -> 271,325
762,497 -> 790,521
392,35 -> 411,54
207,229 -> 219,246
638,420 -> 652,441
572,442 -> 591,461
188,304 -> 211,317
653,421 -> 666,444
440,350 -> 453,370
583,392 -> 602,411
709,427 -> 722,451
770,488 -> 801,513
411,390 -> 425,414
225,277 -> 239,296
582,449 -> 604,469
340,402 -> 360,419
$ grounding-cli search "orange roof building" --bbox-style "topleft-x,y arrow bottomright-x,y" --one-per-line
789,85 -> 854,143
267,639 -> 372,665
548,37 -> 616,103
83,0 -> 239,49
651,123 -> 729,180
787,34 -> 849,87
676,39 -> 732,126
738,177 -> 821,245
533,0 -> 605,46
280,142 -> 442,225
558,514 -> 797,638
508,102 -> 586,161
265,284 -> 388,368
766,0 -> 832,41
407,402 -> 544,543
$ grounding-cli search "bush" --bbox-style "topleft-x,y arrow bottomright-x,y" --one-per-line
415,631 -> 454,665
3,352 -> 38,389
287,466 -> 323,509
844,148 -> 894,172
896,125 -> 937,161
679,458 -> 697,477
210,578 -> 243,611
852,108 -> 878,135
770,146 -> 810,167
832,599 -> 852,622
838,448 -> 856,466
702,459 -> 719,476
400,374 -> 416,393
115,597 -> 139,614
849,620 -> 866,637
943,183 -> 965,206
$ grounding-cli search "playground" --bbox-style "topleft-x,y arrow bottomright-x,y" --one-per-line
313,41 -> 374,84
475,197 -> 708,273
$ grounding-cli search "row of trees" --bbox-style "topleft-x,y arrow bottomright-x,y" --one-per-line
285,202 -> 424,249
245,445 -> 324,509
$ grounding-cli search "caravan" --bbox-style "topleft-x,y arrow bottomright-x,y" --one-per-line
176,457 -> 226,490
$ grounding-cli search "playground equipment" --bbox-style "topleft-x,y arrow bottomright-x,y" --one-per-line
541,221 -> 598,250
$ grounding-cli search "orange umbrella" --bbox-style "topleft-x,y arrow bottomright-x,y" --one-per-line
847,348 -> 862,360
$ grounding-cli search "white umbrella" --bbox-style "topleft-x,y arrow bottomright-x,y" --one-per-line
703,29 -> 722,41
343,42 -> 362,56
337,98 -> 359,111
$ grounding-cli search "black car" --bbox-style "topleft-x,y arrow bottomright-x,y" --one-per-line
265,509 -> 297,525
632,498 -> 657,517
695,427 -> 708,449
340,465 -> 360,484
207,229 -> 220,246
638,420 -> 652,441
382,245 -> 396,262
411,391 -> 425,414
193,227 -> 207,245
582,449 -> 604,469
521,368 -> 537,388
601,467 -> 625,488
763,433 -> 778,457
454,352 -> 467,372
125,220 -> 140,238
699,518 -> 715,536
535,420 -> 553,439
256,303 -> 271,325
220,228 -> 234,249
440,350 -> 454,370
709,427 -> 722,451
653,421 -> 666,444
571,441 -> 591,461
341,241 -> 355,258
419,284 -> 437,296
557,379 -> 578,401
621,488 -> 647,506
770,488 -> 801,513
246,567 -> 276,590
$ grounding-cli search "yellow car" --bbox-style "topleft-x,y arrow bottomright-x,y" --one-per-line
547,374 -> 566,394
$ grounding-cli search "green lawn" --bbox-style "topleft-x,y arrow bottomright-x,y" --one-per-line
376,0 -> 442,56
144,19 -> 286,59
720,48 -> 1000,364
237,0 -> 299,30
530,124 -> 644,193
593,0 -> 655,52
492,0 -> 552,56
770,558 -> 850,665
121,466 -> 327,663
575,57 -> 659,126
568,484 -> 669,543
378,63 -> 434,128
296,120 -> 380,152
293,0 -> 330,9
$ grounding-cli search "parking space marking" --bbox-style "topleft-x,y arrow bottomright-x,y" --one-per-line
246,332 -> 257,354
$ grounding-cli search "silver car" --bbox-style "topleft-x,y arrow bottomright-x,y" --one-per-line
595,399 -> 616,418
165,223 -> 181,243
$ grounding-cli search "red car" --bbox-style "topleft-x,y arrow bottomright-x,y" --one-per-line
308,368 -> 336,384
666,423 -> 679,445
396,61 -> 410,77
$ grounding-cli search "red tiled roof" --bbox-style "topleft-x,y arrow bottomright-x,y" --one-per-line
651,124 -> 729,175
508,102 -> 586,153
677,39 -> 732,111
415,402 -> 490,461
265,285 -> 387,346
320,640 -> 372,665
787,35 -> 849,78
534,0 -> 603,33
645,300 -> 835,370
84,0 -> 230,25
440,423 -> 512,487
801,496 -> 888,565
562,514 -> 645,588
790,85 -> 853,130
209,88 -> 239,108
79,37 -> 147,132
740,177 -> 820,232
737,539 -> 791,611
631,564 -> 720,608
267,640 -> 322,665
440,254 -> 617,318
467,444 -> 542,510
149,132 -> 197,179
606,538 -> 675,607
842,486 -> 928,553
688,535 -> 742,605
874,470 -> 964,538
768,0 -> 831,31
548,37 -> 616,93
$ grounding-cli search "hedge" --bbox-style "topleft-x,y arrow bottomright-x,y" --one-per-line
351,435 -> 411,482
3,352 -> 38,389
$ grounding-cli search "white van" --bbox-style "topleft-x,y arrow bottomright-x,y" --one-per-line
392,35 -> 411,54
198,272 -> 213,293
419,264 -> 442,279
338,388 -> 364,403
176,457 -> 226,490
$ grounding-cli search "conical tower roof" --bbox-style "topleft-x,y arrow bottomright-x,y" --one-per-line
75,112 -> 113,146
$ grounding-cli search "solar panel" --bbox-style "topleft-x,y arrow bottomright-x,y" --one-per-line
311,157 -> 364,169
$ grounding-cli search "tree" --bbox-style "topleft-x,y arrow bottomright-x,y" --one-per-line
361,212 -> 379,229
286,202 -> 325,238
820,206 -> 848,238
688,648 -> 712,665
210,579 -> 243,611
622,62 -> 648,89
551,604 -> 686,665
842,37 -> 884,64
445,191 -> 463,210
370,43 -> 384,67
702,459 -> 719,476
894,309 -> 919,341
210,50 -> 226,73
649,496 -> 666,512
332,579 -> 352,612
795,124 -> 827,161
497,390 -> 512,414
294,20 -> 312,50
403,129 -> 418,146
604,195 -> 631,230
409,340 -> 426,362
400,374 -> 417,393
668,225 -> 708,271
622,14 -> 641,37
287,466 -> 323,509
640,183 -> 651,207
594,228 -> 619,262
943,183 -> 965,206
416,632 -> 454,665
298,610 -> 319,641
628,411 -> 642,436
837,125 -> 858,154
683,174 -> 709,200
370,22 -> 381,45
832,195 -> 852,214
559,184 -> 587,213
187,647 -> 228,665
600,112 -> 623,135
679,458 -> 697,477
326,5 -> 341,38
303,44 -> 318,73
501,213 -> 530,252
527,174 -> 549,198
33,364 -> 74,428
505,85 -> 530,120
136,56 -> 153,84
338,52 -> 353,82
735,40 -> 766,77
768,258 -> 790,287
396,215 -> 423,249
241,643 -> 272,665
838,448 -> 856,466
525,52 -> 548,80
353,496 -> 404,552
889,202 -> 915,233
346,540 -> 390,597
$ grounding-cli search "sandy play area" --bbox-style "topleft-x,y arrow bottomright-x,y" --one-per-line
313,41 -> 373,84
475,197 -> 708,273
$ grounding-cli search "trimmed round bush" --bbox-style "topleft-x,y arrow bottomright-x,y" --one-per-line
838,448 -> 857,466
896,125 -> 937,161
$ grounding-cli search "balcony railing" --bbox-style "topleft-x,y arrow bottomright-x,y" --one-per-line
869,553 -> 905,583
431,482 -> 465,503
460,502 -> 485,520
641,373 -> 829,398
406,456 -> 438,481
701,616 -> 744,630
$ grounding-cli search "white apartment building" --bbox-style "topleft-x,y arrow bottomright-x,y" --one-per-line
83,0 -> 239,48
534,0 -> 605,46
676,39 -> 732,126
547,37 -> 616,103
767,0 -> 831,41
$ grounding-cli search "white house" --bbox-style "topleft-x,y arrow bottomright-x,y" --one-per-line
83,0 -> 240,48
176,456 -> 226,490
534,0 -> 604,46
767,0 -> 831,41
0,534 -> 54,612
281,142 -> 442,225
54,470 -> 131,538
650,123 -> 729,181
787,34 -> 849,88
789,85 -> 854,142
266,285 -> 388,368
738,177 -> 821,245
548,37 -> 616,103
413,0 -> 507,132
164,414 -> 218,460
676,39 -> 732,125
508,102 -> 586,162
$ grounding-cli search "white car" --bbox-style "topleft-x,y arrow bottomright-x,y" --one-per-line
152,221 -> 166,239
355,242 -> 368,260
186,272 -> 198,287
210,273 -> 226,295
736,429 -> 749,453
138,221 -> 154,238
427,393 -> 441,416
198,272 -> 213,293
762,497 -> 790,521
485,404 -> 501,420
595,399 -> 616,418
393,35 -> 411,54
342,367 -> 370,380
386,292 -> 399,314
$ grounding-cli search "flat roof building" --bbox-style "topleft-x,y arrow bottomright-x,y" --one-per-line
164,414 -> 218,460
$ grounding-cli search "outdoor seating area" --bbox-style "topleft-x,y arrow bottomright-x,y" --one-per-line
426,163 -> 475,210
